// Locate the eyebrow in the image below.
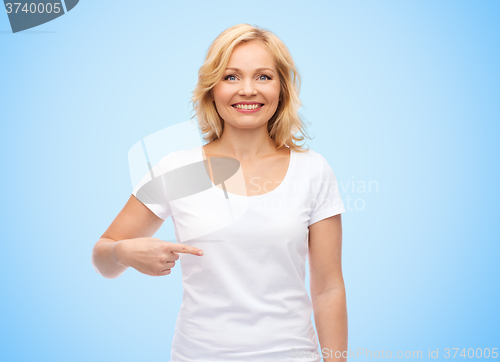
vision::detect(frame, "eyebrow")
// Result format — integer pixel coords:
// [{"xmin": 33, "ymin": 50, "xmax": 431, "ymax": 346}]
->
[{"xmin": 225, "ymin": 67, "xmax": 275, "ymax": 74}]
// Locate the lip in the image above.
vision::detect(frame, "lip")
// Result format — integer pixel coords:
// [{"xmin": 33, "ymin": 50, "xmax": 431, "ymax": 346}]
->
[{"xmin": 232, "ymin": 104, "xmax": 264, "ymax": 114}]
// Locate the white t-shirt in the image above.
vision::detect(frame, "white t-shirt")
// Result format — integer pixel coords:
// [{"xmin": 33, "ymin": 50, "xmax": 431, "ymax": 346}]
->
[{"xmin": 132, "ymin": 144, "xmax": 346, "ymax": 362}]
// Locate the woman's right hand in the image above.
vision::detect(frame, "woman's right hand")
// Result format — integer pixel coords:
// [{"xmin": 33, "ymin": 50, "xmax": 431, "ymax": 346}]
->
[{"xmin": 114, "ymin": 238, "xmax": 203, "ymax": 277}]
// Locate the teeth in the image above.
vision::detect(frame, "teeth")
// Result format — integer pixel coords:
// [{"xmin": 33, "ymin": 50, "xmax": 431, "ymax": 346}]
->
[{"xmin": 234, "ymin": 104, "xmax": 262, "ymax": 110}]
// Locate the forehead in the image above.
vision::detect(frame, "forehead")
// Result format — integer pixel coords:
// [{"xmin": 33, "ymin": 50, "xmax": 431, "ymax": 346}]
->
[{"xmin": 226, "ymin": 41, "xmax": 276, "ymax": 71}]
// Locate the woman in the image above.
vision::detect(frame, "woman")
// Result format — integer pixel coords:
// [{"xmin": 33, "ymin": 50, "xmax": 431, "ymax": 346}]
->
[{"xmin": 91, "ymin": 23, "xmax": 347, "ymax": 362}]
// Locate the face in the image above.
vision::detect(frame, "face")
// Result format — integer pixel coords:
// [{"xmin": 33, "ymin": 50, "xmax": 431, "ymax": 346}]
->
[{"xmin": 211, "ymin": 41, "xmax": 281, "ymax": 130}]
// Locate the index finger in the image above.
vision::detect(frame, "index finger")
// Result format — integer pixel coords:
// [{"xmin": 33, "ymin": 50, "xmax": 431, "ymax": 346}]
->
[{"xmin": 170, "ymin": 243, "xmax": 204, "ymax": 256}]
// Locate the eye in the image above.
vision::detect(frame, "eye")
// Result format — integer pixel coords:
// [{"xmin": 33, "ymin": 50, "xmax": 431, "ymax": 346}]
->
[{"xmin": 223, "ymin": 74, "xmax": 272, "ymax": 81}]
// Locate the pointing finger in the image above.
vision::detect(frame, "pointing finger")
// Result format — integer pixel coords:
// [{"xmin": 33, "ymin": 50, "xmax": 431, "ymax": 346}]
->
[{"xmin": 171, "ymin": 243, "xmax": 203, "ymax": 256}]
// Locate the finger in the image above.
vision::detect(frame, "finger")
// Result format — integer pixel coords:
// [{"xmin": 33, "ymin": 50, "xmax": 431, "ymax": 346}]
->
[
  {"xmin": 171, "ymin": 243, "xmax": 203, "ymax": 256},
  {"xmin": 159, "ymin": 268, "xmax": 172, "ymax": 276}
]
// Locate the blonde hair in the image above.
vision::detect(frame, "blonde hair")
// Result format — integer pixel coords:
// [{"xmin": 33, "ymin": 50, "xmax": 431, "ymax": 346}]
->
[{"xmin": 189, "ymin": 23, "xmax": 313, "ymax": 152}]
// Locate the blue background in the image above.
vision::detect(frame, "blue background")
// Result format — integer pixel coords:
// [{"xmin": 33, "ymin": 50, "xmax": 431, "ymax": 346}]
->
[{"xmin": 1, "ymin": 0, "xmax": 498, "ymax": 361}]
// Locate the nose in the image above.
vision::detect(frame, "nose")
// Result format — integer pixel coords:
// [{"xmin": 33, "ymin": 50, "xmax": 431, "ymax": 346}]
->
[{"xmin": 238, "ymin": 78, "xmax": 257, "ymax": 96}]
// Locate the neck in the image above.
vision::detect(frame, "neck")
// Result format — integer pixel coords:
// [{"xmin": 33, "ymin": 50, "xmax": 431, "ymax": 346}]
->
[{"xmin": 211, "ymin": 123, "xmax": 280, "ymax": 161}]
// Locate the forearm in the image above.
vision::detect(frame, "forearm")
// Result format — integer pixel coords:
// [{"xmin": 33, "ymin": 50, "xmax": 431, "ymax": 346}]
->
[
  {"xmin": 311, "ymin": 287, "xmax": 348, "ymax": 362},
  {"xmin": 91, "ymin": 238, "xmax": 128, "ymax": 279}
]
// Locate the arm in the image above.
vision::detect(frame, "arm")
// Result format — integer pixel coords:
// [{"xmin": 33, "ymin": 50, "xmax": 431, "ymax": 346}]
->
[
  {"xmin": 308, "ymin": 214, "xmax": 347, "ymax": 361},
  {"xmin": 91, "ymin": 194, "xmax": 165, "ymax": 279}
]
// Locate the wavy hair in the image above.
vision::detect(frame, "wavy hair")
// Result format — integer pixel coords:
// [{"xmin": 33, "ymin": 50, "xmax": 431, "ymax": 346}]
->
[{"xmin": 189, "ymin": 23, "xmax": 313, "ymax": 152}]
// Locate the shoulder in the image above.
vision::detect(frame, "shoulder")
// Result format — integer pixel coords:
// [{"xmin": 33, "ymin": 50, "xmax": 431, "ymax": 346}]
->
[
  {"xmin": 294, "ymin": 147, "xmax": 330, "ymax": 172},
  {"xmin": 293, "ymin": 148, "xmax": 341, "ymax": 190}
]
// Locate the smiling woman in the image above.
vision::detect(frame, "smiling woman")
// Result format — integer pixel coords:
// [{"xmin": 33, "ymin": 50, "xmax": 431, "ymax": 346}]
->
[
  {"xmin": 180, "ymin": 24, "xmax": 347, "ymax": 361},
  {"xmin": 92, "ymin": 23, "xmax": 347, "ymax": 362}
]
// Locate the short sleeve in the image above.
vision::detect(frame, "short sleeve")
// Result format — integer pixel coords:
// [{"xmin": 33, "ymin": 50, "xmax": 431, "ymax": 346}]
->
[
  {"xmin": 308, "ymin": 155, "xmax": 346, "ymax": 226},
  {"xmin": 132, "ymin": 155, "xmax": 172, "ymax": 221}
]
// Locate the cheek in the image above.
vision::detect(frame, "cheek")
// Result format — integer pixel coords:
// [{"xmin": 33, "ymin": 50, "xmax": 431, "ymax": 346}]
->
[
  {"xmin": 270, "ymin": 84, "xmax": 281, "ymax": 100},
  {"xmin": 213, "ymin": 89, "xmax": 232, "ymax": 104}
]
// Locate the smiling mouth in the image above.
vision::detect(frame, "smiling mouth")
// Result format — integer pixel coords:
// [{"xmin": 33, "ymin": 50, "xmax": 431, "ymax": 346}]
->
[{"xmin": 232, "ymin": 104, "xmax": 264, "ymax": 110}]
